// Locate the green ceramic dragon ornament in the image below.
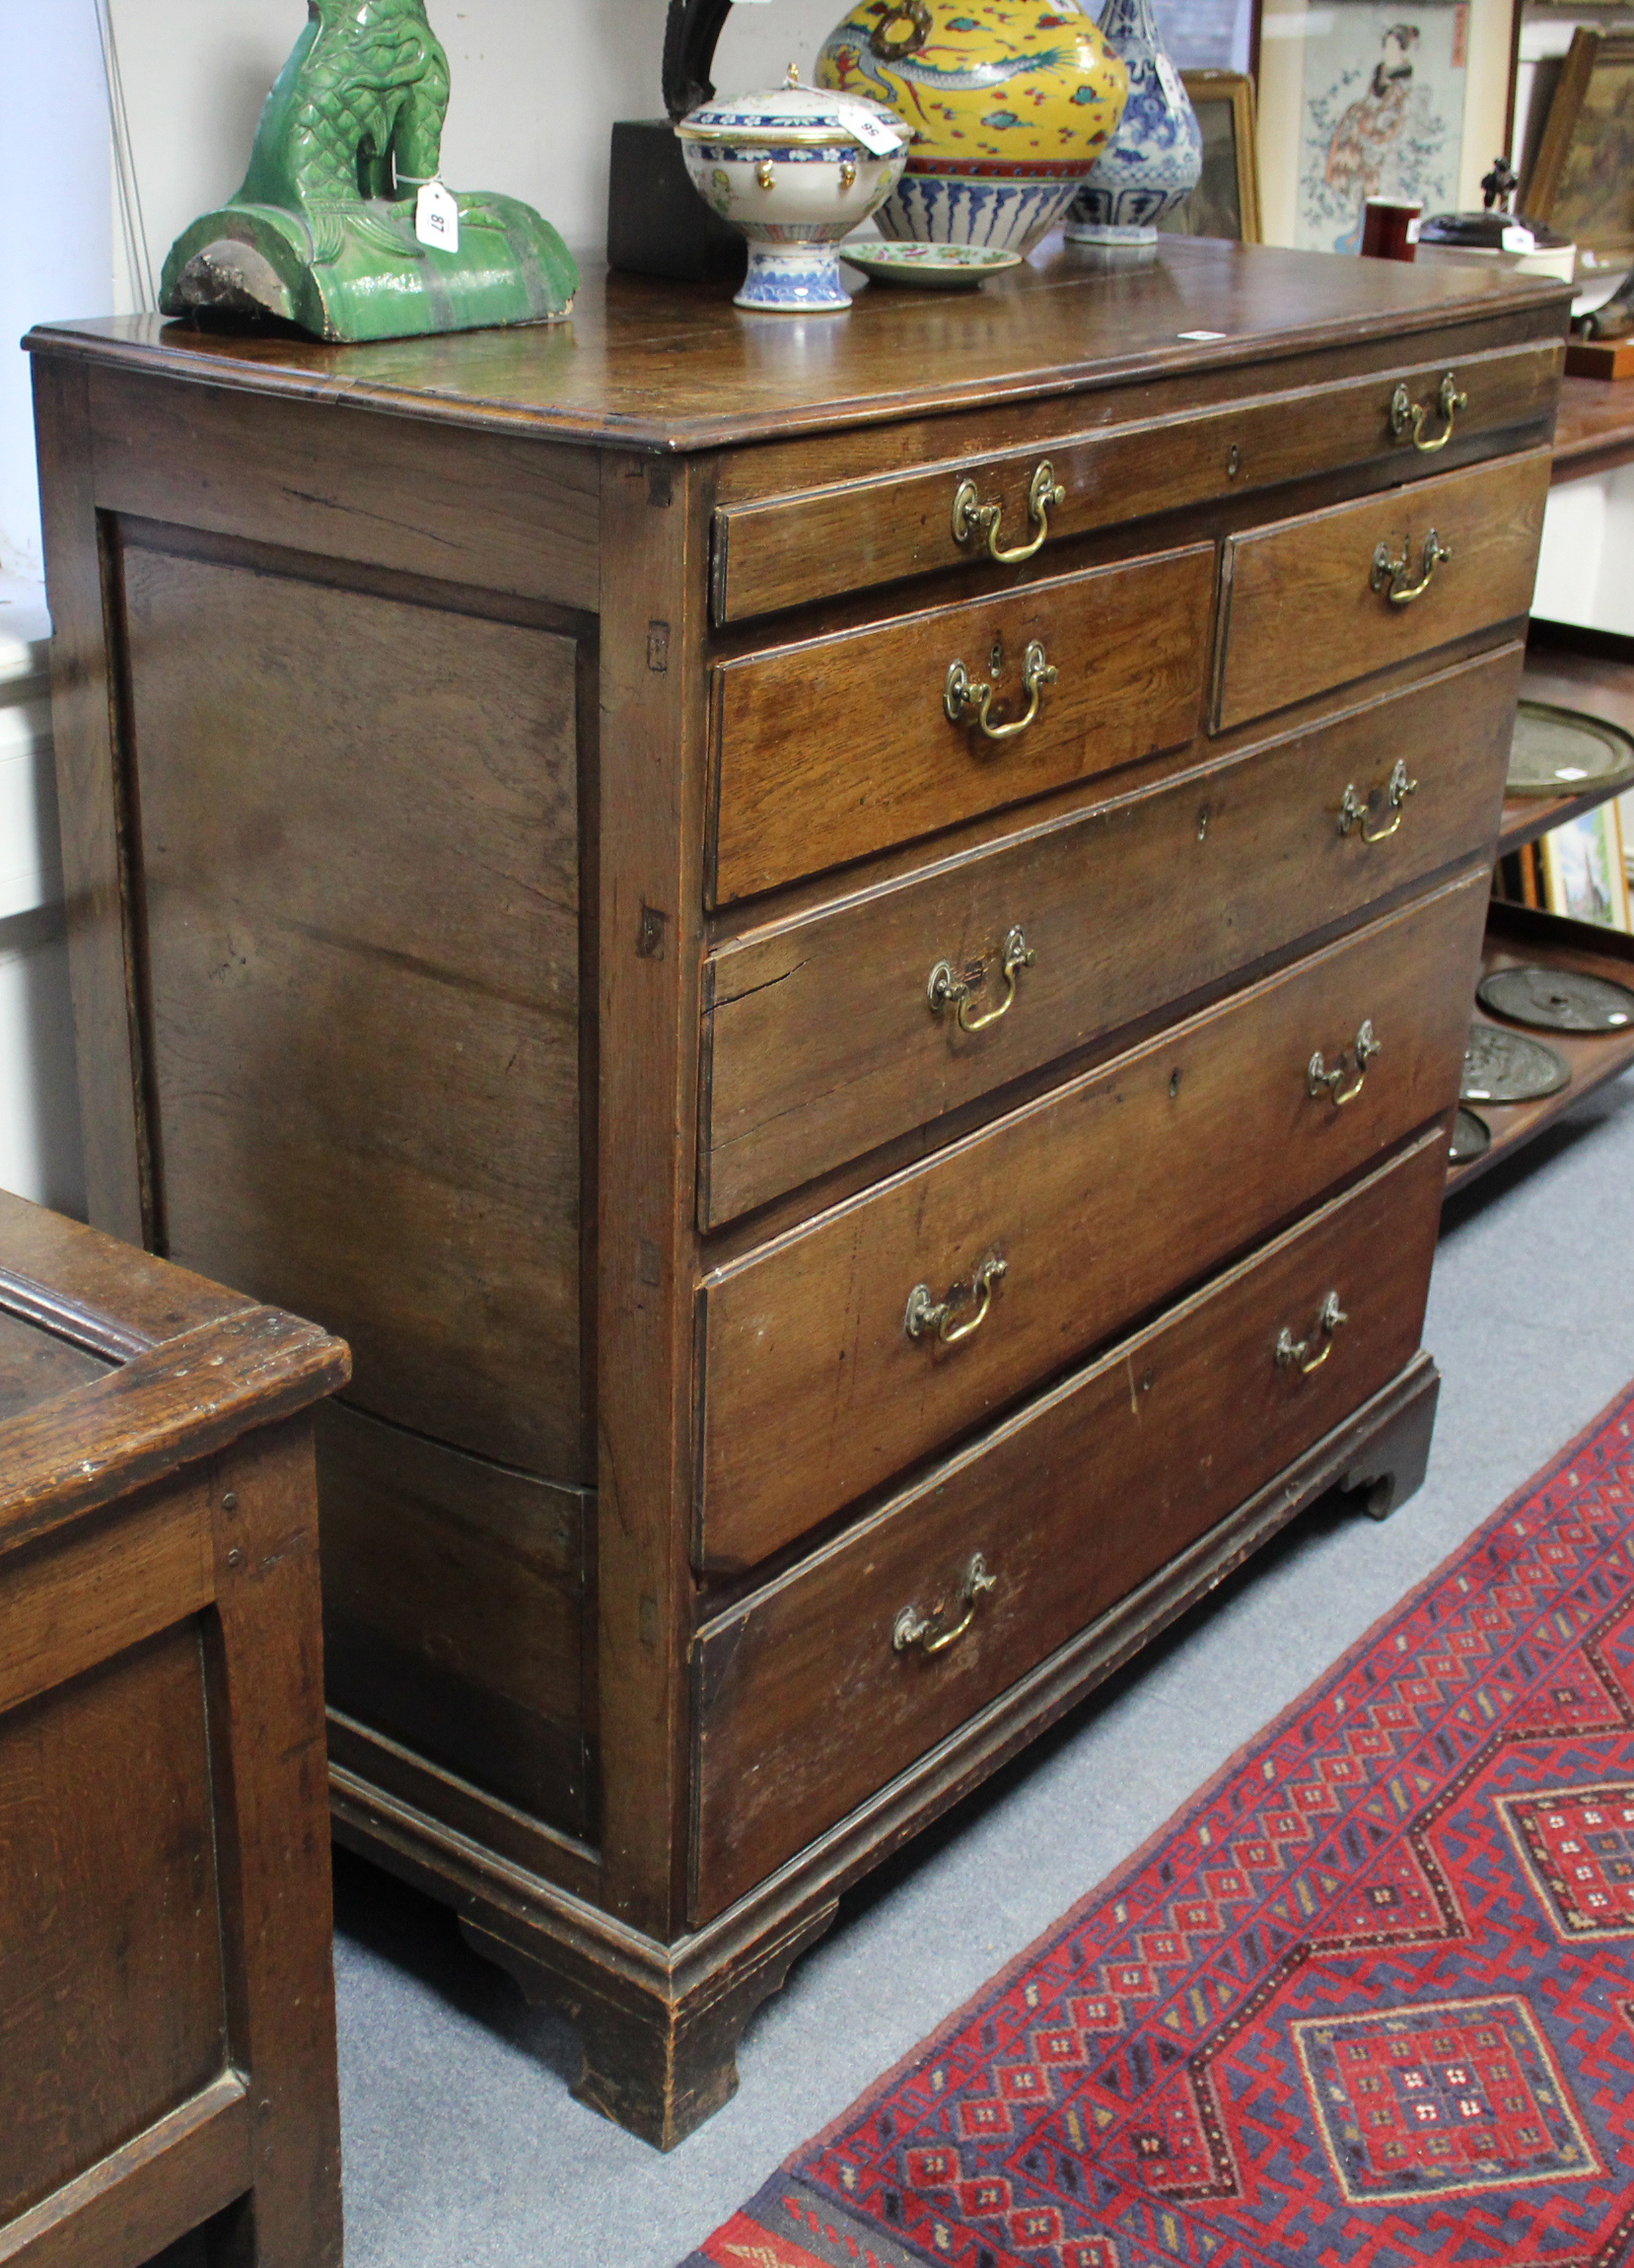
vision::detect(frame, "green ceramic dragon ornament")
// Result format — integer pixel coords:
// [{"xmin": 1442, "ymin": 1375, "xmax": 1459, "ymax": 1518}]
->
[{"xmin": 161, "ymin": 0, "xmax": 577, "ymax": 342}]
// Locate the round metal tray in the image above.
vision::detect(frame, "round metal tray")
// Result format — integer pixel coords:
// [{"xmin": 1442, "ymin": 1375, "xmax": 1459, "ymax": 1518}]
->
[
  {"xmin": 1507, "ymin": 701, "xmax": 1634, "ymax": 799},
  {"xmin": 1460, "ymin": 1024, "xmax": 1572, "ymax": 1104},
  {"xmin": 1477, "ymin": 964, "xmax": 1634, "ymax": 1033}
]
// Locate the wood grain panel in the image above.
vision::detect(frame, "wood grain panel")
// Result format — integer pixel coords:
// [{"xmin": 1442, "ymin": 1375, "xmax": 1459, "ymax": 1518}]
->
[
  {"xmin": 0, "ymin": 1622, "xmax": 227, "ymax": 2227},
  {"xmin": 702, "ymin": 644, "xmax": 1522, "ymax": 1226},
  {"xmin": 0, "ymin": 2077, "xmax": 249, "ymax": 2268},
  {"xmin": 698, "ymin": 868, "xmax": 1487, "ymax": 1572},
  {"xmin": 1215, "ymin": 449, "xmax": 1550, "ymax": 732},
  {"xmin": 318, "ymin": 1400, "xmax": 590, "ymax": 1834},
  {"xmin": 0, "ymin": 1315, "xmax": 109, "ymax": 1424},
  {"xmin": 0, "ymin": 1482, "xmax": 212, "ymax": 1722},
  {"xmin": 123, "ymin": 542, "xmax": 587, "ymax": 1481},
  {"xmin": 712, "ymin": 543, "xmax": 1215, "ymax": 902},
  {"xmin": 691, "ymin": 1128, "xmax": 1448, "ymax": 1919},
  {"xmin": 713, "ymin": 341, "xmax": 1562, "ymax": 621},
  {"xmin": 90, "ymin": 368, "xmax": 600, "ymax": 610}
]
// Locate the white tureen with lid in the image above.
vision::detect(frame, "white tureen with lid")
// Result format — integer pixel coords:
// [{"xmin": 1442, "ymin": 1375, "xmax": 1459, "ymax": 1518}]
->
[{"xmin": 675, "ymin": 68, "xmax": 909, "ymax": 314}]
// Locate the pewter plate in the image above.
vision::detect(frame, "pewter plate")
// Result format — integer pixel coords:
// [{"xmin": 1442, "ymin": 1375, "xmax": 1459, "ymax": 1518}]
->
[
  {"xmin": 1477, "ymin": 964, "xmax": 1634, "ymax": 1033},
  {"xmin": 1450, "ymin": 1106, "xmax": 1491, "ymax": 1164},
  {"xmin": 1460, "ymin": 1023, "xmax": 1572, "ymax": 1104},
  {"xmin": 1506, "ymin": 701, "xmax": 1634, "ymax": 798}
]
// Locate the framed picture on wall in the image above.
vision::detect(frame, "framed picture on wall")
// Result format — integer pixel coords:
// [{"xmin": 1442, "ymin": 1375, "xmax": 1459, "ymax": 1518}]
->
[
  {"xmin": 1539, "ymin": 800, "xmax": 1633, "ymax": 931},
  {"xmin": 1255, "ymin": 0, "xmax": 1522, "ymax": 248},
  {"xmin": 1524, "ymin": 28, "xmax": 1634, "ymax": 257},
  {"xmin": 1160, "ymin": 70, "xmax": 1263, "ymax": 240}
]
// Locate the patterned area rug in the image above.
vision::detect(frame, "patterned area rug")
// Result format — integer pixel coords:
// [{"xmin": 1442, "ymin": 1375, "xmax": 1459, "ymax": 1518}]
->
[{"xmin": 681, "ymin": 1382, "xmax": 1634, "ymax": 2268}]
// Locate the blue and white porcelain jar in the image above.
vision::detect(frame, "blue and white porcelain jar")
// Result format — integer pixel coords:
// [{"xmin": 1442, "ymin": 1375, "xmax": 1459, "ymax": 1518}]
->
[
  {"xmin": 1065, "ymin": 0, "xmax": 1202, "ymax": 255},
  {"xmin": 675, "ymin": 70, "xmax": 908, "ymax": 313}
]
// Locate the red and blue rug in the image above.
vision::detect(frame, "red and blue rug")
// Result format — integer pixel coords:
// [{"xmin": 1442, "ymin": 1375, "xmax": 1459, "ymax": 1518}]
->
[{"xmin": 682, "ymin": 1382, "xmax": 1634, "ymax": 2268}]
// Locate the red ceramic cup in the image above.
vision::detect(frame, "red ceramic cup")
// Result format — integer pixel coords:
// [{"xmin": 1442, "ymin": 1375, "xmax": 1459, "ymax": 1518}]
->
[{"xmin": 1361, "ymin": 198, "xmax": 1423, "ymax": 262}]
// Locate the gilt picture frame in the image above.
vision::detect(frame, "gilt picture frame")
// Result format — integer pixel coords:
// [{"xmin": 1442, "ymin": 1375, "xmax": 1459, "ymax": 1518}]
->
[
  {"xmin": 1539, "ymin": 800, "xmax": 1633, "ymax": 932},
  {"xmin": 1523, "ymin": 27, "xmax": 1634, "ymax": 257},
  {"xmin": 1160, "ymin": 69, "xmax": 1264, "ymax": 240}
]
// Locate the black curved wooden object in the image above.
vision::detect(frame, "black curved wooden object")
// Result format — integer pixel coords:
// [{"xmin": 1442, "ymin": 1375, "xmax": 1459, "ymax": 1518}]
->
[{"xmin": 662, "ymin": 0, "xmax": 737, "ymax": 118}]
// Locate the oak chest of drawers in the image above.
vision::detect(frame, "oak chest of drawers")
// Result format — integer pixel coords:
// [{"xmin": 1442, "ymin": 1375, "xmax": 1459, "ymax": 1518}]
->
[{"xmin": 30, "ymin": 239, "xmax": 1566, "ymax": 2148}]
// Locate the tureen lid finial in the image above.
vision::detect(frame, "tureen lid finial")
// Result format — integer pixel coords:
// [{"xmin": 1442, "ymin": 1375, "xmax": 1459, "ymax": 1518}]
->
[{"xmin": 785, "ymin": 63, "xmax": 801, "ymax": 85}]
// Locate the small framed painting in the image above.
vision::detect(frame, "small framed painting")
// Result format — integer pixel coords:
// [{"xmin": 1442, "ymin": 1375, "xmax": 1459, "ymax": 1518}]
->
[
  {"xmin": 1539, "ymin": 800, "xmax": 1633, "ymax": 931},
  {"xmin": 1524, "ymin": 28, "xmax": 1634, "ymax": 257},
  {"xmin": 1160, "ymin": 69, "xmax": 1263, "ymax": 240}
]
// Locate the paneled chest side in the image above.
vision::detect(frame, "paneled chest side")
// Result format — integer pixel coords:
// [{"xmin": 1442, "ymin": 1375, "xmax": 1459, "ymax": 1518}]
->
[{"xmin": 30, "ymin": 242, "xmax": 1566, "ymax": 2150}]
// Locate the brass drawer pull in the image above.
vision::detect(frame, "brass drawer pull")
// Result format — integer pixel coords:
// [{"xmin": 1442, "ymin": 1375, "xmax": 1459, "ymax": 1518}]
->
[
  {"xmin": 1372, "ymin": 528, "xmax": 1452, "ymax": 606},
  {"xmin": 905, "ymin": 1253, "xmax": 1006, "ymax": 1346},
  {"xmin": 1275, "ymin": 1291, "xmax": 1348, "ymax": 1376},
  {"xmin": 1338, "ymin": 758, "xmax": 1418, "ymax": 843},
  {"xmin": 951, "ymin": 459, "xmax": 1066, "ymax": 565},
  {"xmin": 1307, "ymin": 1018, "xmax": 1379, "ymax": 1107},
  {"xmin": 893, "ymin": 1552, "xmax": 996, "ymax": 1656},
  {"xmin": 945, "ymin": 638, "xmax": 1057, "ymax": 742},
  {"xmin": 1389, "ymin": 371, "xmax": 1466, "ymax": 455},
  {"xmin": 928, "ymin": 925, "xmax": 1035, "ymax": 1032}
]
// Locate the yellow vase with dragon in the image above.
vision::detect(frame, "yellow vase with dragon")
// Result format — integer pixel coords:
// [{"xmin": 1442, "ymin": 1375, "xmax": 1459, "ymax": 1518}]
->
[{"xmin": 817, "ymin": 2, "xmax": 1127, "ymax": 176}]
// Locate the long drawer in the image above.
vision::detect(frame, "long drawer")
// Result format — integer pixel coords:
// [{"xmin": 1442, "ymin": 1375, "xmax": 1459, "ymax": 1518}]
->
[
  {"xmin": 710, "ymin": 543, "xmax": 1215, "ymax": 904},
  {"xmin": 696, "ymin": 865, "xmax": 1486, "ymax": 1572},
  {"xmin": 1213, "ymin": 448, "xmax": 1549, "ymax": 733},
  {"xmin": 701, "ymin": 643, "xmax": 1521, "ymax": 1228},
  {"xmin": 711, "ymin": 339, "xmax": 1562, "ymax": 623},
  {"xmin": 691, "ymin": 1125, "xmax": 1449, "ymax": 1922}
]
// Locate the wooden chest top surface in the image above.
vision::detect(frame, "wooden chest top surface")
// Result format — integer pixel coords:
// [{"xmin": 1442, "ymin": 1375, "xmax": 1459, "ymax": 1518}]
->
[{"xmin": 27, "ymin": 238, "xmax": 1571, "ymax": 452}]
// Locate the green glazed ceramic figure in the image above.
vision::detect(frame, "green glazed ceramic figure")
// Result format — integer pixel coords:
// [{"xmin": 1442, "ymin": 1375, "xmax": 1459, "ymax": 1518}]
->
[{"xmin": 161, "ymin": 0, "xmax": 578, "ymax": 343}]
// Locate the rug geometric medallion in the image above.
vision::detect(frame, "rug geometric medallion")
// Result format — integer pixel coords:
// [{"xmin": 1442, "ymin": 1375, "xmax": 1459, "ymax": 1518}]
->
[{"xmin": 678, "ymin": 1382, "xmax": 1634, "ymax": 2268}]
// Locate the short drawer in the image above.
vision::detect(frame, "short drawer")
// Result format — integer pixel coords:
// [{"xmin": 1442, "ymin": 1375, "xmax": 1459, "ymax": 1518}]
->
[
  {"xmin": 702, "ymin": 642, "xmax": 1522, "ymax": 1228},
  {"xmin": 691, "ymin": 1124, "xmax": 1449, "ymax": 1921},
  {"xmin": 1213, "ymin": 448, "xmax": 1549, "ymax": 733},
  {"xmin": 710, "ymin": 542, "xmax": 1215, "ymax": 904},
  {"xmin": 711, "ymin": 340, "xmax": 1562, "ymax": 624},
  {"xmin": 696, "ymin": 865, "xmax": 1485, "ymax": 1573}
]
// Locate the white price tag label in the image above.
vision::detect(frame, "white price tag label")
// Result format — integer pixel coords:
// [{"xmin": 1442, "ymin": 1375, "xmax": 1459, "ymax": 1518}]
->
[
  {"xmin": 1155, "ymin": 51, "xmax": 1186, "ymax": 109},
  {"xmin": 415, "ymin": 179, "xmax": 461, "ymax": 252},
  {"xmin": 849, "ymin": 106, "xmax": 903, "ymax": 157},
  {"xmin": 1502, "ymin": 223, "xmax": 1536, "ymax": 254},
  {"xmin": 1405, "ymin": 215, "xmax": 1422, "ymax": 244}
]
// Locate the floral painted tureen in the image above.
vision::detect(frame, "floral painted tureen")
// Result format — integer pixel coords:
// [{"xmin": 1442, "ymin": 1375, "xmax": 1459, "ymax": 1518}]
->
[{"xmin": 676, "ymin": 69, "xmax": 909, "ymax": 312}]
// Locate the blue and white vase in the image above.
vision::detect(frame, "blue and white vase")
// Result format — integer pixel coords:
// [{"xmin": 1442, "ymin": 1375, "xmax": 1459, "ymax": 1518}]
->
[{"xmin": 1065, "ymin": 0, "xmax": 1202, "ymax": 256}]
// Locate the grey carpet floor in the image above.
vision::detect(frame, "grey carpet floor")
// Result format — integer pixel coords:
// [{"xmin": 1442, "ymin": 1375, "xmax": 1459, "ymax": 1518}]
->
[{"xmin": 164, "ymin": 1073, "xmax": 1634, "ymax": 2268}]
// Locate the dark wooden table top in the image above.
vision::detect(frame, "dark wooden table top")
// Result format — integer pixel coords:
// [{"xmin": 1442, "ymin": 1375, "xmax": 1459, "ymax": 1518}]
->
[
  {"xmin": 26, "ymin": 237, "xmax": 1571, "ymax": 452},
  {"xmin": 1551, "ymin": 373, "xmax": 1634, "ymax": 483}
]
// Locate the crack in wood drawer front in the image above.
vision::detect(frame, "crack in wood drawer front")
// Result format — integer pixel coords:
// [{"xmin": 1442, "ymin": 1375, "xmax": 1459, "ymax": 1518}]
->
[
  {"xmin": 710, "ymin": 340, "xmax": 1562, "ymax": 623},
  {"xmin": 701, "ymin": 643, "xmax": 1522, "ymax": 1228},
  {"xmin": 1213, "ymin": 448, "xmax": 1550, "ymax": 734},
  {"xmin": 690, "ymin": 1125, "xmax": 1449, "ymax": 1921},
  {"xmin": 695, "ymin": 866, "xmax": 1486, "ymax": 1574},
  {"xmin": 710, "ymin": 543, "xmax": 1215, "ymax": 904}
]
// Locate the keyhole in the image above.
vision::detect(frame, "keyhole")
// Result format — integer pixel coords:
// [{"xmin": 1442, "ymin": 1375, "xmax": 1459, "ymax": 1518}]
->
[
  {"xmin": 990, "ymin": 637, "xmax": 1005, "ymax": 675},
  {"xmin": 1196, "ymin": 807, "xmax": 1211, "ymax": 842},
  {"xmin": 1170, "ymin": 1067, "xmax": 1182, "ymax": 1099},
  {"xmin": 1227, "ymin": 443, "xmax": 1242, "ymax": 478},
  {"xmin": 1140, "ymin": 1369, "xmax": 1155, "ymax": 1394}
]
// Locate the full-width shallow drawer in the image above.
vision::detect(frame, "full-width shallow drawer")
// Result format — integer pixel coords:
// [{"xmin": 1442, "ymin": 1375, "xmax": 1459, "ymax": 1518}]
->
[
  {"xmin": 701, "ymin": 642, "xmax": 1522, "ymax": 1228},
  {"xmin": 696, "ymin": 865, "xmax": 1485, "ymax": 1573},
  {"xmin": 691, "ymin": 1125, "xmax": 1449, "ymax": 1921},
  {"xmin": 1213, "ymin": 448, "xmax": 1549, "ymax": 733},
  {"xmin": 710, "ymin": 340, "xmax": 1562, "ymax": 623},
  {"xmin": 710, "ymin": 543, "xmax": 1215, "ymax": 904}
]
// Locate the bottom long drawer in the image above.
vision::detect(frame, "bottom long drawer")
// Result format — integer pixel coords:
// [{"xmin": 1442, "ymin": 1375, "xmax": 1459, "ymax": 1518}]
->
[{"xmin": 690, "ymin": 1123, "xmax": 1449, "ymax": 1924}]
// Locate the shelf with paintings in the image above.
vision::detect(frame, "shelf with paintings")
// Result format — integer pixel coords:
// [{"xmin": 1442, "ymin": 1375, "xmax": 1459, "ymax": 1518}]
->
[{"xmin": 1449, "ymin": 900, "xmax": 1634, "ymax": 1192}]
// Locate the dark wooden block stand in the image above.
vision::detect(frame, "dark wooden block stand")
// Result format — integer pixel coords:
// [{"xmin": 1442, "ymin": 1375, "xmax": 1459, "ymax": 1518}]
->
[
  {"xmin": 29, "ymin": 241, "xmax": 1567, "ymax": 2147},
  {"xmin": 0, "ymin": 1192, "xmax": 348, "ymax": 2266}
]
